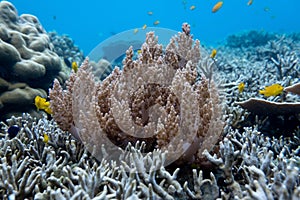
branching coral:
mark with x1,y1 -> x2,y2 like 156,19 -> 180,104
49,23 -> 224,166
0,107 -> 298,199
0,113 -> 84,199
0,114 -> 189,199
203,126 -> 300,199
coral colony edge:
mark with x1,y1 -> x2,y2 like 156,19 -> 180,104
0,1 -> 300,200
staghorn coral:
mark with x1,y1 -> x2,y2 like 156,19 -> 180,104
0,113 -> 84,199
49,23 -> 224,166
0,3 -> 299,200
183,169 -> 219,200
1,113 -> 299,199
214,30 -> 300,136
203,126 -> 300,199
1,114 -> 228,200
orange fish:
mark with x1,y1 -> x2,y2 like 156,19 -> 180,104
212,1 -> 223,13
153,20 -> 160,25
247,0 -> 253,6
190,5 -> 196,10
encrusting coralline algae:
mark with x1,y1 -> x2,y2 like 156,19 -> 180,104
0,1 -> 300,199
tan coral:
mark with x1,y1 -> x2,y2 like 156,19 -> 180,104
284,82 -> 300,95
237,98 -> 300,115
49,23 -> 224,165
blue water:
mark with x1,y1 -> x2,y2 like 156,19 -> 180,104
7,0 -> 300,54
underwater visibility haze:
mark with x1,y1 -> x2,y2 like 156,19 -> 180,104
7,0 -> 300,53
0,0 -> 300,199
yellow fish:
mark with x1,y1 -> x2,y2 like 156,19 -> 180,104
147,11 -> 153,15
142,24 -> 147,30
259,84 -> 284,97
210,49 -> 217,58
133,28 -> 139,34
153,20 -> 160,25
212,1 -> 223,13
44,106 -> 52,115
137,49 -> 142,54
238,82 -> 245,93
247,0 -> 253,6
35,96 -> 52,114
43,133 -> 49,144
190,5 -> 196,10
72,61 -> 78,73
35,96 -> 50,110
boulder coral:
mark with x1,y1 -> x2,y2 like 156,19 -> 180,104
0,1 -> 68,120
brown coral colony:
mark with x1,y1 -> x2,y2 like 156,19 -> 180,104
49,23 -> 224,165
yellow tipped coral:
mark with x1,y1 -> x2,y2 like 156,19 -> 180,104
259,83 -> 283,97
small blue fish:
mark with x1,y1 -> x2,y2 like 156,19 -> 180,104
7,125 -> 20,139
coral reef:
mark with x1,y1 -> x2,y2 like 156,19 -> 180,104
226,30 -> 277,48
0,2 -> 299,199
49,23 -> 224,166
204,127 -> 300,199
215,30 -> 300,136
0,114 -> 186,199
89,58 -> 113,81
237,98 -> 300,115
0,114 -> 299,199
0,1 -> 69,121
48,31 -> 85,68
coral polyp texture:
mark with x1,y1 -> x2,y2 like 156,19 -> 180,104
0,1 -> 68,121
49,23 -> 224,166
